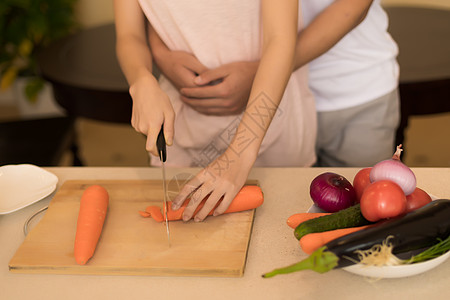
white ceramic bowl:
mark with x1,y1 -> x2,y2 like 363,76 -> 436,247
343,250 -> 450,278
0,164 -> 58,214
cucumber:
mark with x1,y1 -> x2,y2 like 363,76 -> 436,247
294,204 -> 373,240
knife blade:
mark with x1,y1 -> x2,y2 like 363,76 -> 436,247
157,125 -> 170,247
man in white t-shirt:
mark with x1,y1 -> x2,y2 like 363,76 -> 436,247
149,0 -> 399,167
301,0 -> 399,167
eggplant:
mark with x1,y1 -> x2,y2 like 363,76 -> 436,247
330,199 -> 450,268
263,199 -> 450,277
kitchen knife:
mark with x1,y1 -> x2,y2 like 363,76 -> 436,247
157,126 -> 170,246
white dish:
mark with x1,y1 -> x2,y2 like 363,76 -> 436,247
307,201 -> 449,278
343,250 -> 450,278
0,164 -> 58,214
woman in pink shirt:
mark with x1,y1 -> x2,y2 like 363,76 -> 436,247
114,0 -> 316,221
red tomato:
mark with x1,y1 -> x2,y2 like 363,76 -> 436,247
360,180 -> 407,222
405,187 -> 432,213
353,167 -> 372,202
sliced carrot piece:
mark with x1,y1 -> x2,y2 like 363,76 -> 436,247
139,210 -> 151,218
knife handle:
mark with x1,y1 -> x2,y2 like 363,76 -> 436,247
157,125 -> 167,162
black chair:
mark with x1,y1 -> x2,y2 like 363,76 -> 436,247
37,24 -> 133,124
385,6 -> 450,150
0,116 -> 82,166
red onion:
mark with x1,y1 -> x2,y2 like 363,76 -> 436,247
310,172 -> 357,213
370,145 -> 416,195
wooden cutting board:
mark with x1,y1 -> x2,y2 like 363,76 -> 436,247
9,180 -> 259,277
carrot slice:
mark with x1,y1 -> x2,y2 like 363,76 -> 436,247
140,185 -> 264,222
286,212 -> 331,229
299,225 -> 372,254
138,210 -> 151,218
74,185 -> 109,265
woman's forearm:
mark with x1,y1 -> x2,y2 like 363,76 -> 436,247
116,35 -> 157,86
228,0 -> 298,163
114,0 -> 156,86
293,0 -> 373,70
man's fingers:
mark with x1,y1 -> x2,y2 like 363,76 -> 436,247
175,67 -> 199,88
180,96 -> 239,116
186,60 -> 209,78
180,84 -> 226,99
195,68 -> 227,86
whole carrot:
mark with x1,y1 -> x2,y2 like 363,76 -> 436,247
299,225 -> 372,254
74,185 -> 109,265
286,212 -> 331,229
140,185 -> 264,222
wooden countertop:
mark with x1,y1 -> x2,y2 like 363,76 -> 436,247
1,167 -> 449,300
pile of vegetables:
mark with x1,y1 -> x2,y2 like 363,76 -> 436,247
263,145 -> 450,278
309,145 -> 431,221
